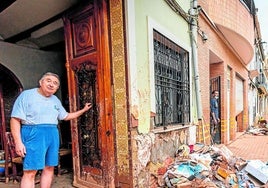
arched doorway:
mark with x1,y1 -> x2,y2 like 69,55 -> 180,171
0,64 -> 22,150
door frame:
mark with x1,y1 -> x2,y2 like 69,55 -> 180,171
63,1 -> 115,187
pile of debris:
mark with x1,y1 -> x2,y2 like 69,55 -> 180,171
247,127 -> 268,136
149,144 -> 268,188
249,118 -> 268,135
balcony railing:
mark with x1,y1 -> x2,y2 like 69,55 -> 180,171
240,0 -> 256,15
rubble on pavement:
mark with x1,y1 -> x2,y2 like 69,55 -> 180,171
248,119 -> 268,135
247,127 -> 268,135
148,143 -> 268,188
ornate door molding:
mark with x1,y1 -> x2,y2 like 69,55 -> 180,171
63,1 -> 115,187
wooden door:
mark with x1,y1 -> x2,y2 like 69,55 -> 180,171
63,1 -> 115,187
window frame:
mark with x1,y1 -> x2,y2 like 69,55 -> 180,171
147,16 -> 192,130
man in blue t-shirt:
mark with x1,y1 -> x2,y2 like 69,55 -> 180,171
10,72 -> 92,188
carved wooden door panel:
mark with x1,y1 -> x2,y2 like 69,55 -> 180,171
63,1 -> 115,187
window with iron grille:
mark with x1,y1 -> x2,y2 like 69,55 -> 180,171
153,30 -> 190,127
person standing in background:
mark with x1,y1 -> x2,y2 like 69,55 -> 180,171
210,90 -> 220,143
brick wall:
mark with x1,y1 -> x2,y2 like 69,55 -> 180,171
197,12 -> 250,144
199,0 -> 254,46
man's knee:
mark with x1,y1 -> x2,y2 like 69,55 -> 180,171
23,170 -> 38,179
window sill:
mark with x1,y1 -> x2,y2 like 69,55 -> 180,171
152,124 -> 195,134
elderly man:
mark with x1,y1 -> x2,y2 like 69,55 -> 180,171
10,72 -> 92,188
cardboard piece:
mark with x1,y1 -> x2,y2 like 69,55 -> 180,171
244,160 -> 268,184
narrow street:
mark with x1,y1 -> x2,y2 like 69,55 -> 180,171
1,131 -> 268,188
0,0 -> 267,187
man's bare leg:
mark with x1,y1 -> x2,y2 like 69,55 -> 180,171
20,170 -> 37,188
40,166 -> 54,188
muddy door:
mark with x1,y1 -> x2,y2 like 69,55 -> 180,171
63,1 -> 115,187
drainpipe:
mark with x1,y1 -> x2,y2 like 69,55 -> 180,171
189,0 -> 203,120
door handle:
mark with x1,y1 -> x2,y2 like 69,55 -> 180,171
106,130 -> 111,136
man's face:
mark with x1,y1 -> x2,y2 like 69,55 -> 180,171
39,75 -> 60,96
214,91 -> 219,98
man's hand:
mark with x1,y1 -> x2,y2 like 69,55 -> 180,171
83,103 -> 92,112
15,142 -> 26,157
64,103 -> 93,120
213,118 -> 219,124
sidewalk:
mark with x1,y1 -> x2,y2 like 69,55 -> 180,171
227,131 -> 268,162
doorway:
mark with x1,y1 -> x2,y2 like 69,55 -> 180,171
0,64 -> 22,150
63,1 -> 116,187
210,76 -> 221,143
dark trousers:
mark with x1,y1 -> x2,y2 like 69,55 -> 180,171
210,121 -> 220,144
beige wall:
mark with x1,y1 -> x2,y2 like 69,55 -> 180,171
128,0 -> 192,133
0,41 -> 65,98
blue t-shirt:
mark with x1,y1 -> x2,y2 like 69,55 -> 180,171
11,88 -> 68,125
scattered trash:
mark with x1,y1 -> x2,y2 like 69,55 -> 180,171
149,143 -> 268,187
245,160 -> 268,184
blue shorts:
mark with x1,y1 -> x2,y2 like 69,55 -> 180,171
21,124 -> 59,170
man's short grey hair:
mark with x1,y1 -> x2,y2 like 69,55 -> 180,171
40,72 -> 60,85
